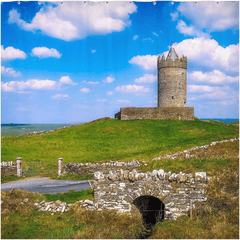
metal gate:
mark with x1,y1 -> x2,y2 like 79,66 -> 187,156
22,160 -> 58,177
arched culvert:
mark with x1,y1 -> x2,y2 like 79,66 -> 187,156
132,195 -> 165,229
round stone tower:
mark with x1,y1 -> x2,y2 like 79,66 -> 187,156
157,45 -> 187,107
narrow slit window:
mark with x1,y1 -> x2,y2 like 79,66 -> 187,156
172,96 -> 174,100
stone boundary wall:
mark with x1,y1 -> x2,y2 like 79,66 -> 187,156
152,138 -> 239,161
1,158 -> 22,176
61,160 -> 141,176
93,169 -> 207,220
115,107 -> 194,121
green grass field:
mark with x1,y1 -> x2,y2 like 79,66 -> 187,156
1,118 -> 239,238
1,118 -> 238,164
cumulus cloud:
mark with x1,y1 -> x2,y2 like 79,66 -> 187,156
59,76 -> 76,85
134,74 -> 157,84
189,70 -> 239,84
52,94 -> 69,99
170,11 -> 179,21
130,38 -> 239,73
176,20 -> 210,38
83,81 -> 99,85
103,75 -> 115,84
115,84 -> 150,95
80,87 -> 91,93
1,66 -> 21,78
133,35 -> 139,40
171,38 -> 239,73
188,84 -> 236,102
106,91 -> 114,96
129,54 -> 158,71
31,47 -> 62,58
188,85 -> 219,93
8,2 -> 137,41
1,45 -> 27,60
177,2 -> 239,32
1,79 -> 56,92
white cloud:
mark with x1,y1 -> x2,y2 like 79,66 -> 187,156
170,11 -> 179,21
8,2 -> 137,41
115,84 -> 150,95
59,76 -> 76,85
80,87 -> 91,93
176,20 -> 210,38
106,91 -> 114,96
129,54 -> 158,71
83,81 -> 99,85
133,35 -> 139,40
1,79 -> 56,92
188,85 -> 219,93
171,38 -> 239,73
52,94 -> 69,99
1,45 -> 27,60
152,32 -> 159,37
142,38 -> 153,42
31,47 -> 62,58
91,49 -> 97,53
1,66 -> 21,78
188,85 -> 235,102
97,99 -> 107,102
116,100 -> 130,104
177,2 -> 239,32
103,75 -> 115,84
189,70 -> 239,84
134,74 -> 156,84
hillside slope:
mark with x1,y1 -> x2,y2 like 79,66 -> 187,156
1,118 -> 239,163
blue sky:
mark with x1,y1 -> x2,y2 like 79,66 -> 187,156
1,1 -> 239,123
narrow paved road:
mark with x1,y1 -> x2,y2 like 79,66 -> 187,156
1,177 -> 93,194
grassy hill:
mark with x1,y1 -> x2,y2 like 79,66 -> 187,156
1,118 -> 239,164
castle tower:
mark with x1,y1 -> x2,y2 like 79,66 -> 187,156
157,44 -> 187,107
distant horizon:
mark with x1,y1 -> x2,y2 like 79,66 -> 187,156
1,117 -> 239,125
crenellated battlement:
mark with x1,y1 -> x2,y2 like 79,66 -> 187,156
158,54 -> 187,69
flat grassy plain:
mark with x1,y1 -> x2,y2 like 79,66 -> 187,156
1,118 -> 238,164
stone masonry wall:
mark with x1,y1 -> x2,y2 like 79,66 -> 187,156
62,160 -> 141,175
115,107 -> 194,121
1,161 -> 17,176
93,169 -> 207,220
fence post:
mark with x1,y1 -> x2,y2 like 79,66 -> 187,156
58,158 -> 63,176
16,157 -> 22,177
190,200 -> 193,220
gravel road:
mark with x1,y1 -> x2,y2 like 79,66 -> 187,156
1,177 -> 93,194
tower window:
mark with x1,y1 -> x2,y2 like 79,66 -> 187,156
179,82 -> 182,88
172,96 -> 174,100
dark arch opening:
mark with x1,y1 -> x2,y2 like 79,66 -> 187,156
132,196 -> 165,230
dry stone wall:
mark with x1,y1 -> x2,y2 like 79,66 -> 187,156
61,160 -> 141,175
93,169 -> 207,220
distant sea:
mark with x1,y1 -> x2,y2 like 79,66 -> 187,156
200,118 -> 239,124
1,119 -> 239,136
1,124 -> 74,136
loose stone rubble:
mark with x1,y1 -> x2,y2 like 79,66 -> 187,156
152,138 -> 239,161
34,200 -> 71,212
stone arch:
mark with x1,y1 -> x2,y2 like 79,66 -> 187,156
132,195 -> 165,229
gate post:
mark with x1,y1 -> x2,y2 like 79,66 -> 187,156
58,158 -> 63,176
16,157 -> 22,177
